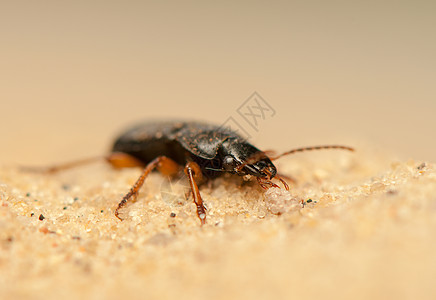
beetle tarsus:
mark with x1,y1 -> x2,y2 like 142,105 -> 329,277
115,191 -> 137,221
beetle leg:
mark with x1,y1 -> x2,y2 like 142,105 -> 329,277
107,152 -> 145,169
21,156 -> 104,173
22,152 -> 147,174
115,156 -> 180,221
184,161 -> 207,225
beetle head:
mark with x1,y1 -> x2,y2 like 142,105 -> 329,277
220,139 -> 277,178
218,138 -> 289,190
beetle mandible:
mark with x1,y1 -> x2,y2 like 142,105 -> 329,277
38,120 -> 354,225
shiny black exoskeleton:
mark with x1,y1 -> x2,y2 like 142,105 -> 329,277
112,120 -> 277,182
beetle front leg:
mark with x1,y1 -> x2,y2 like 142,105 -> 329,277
184,161 -> 207,225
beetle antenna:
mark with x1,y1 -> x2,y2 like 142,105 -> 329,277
270,145 -> 354,161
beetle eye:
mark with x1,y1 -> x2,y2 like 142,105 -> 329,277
257,160 -> 267,169
223,156 -> 236,171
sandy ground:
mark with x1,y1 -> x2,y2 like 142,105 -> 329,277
0,146 -> 435,300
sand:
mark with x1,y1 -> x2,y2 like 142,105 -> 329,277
0,146 -> 435,300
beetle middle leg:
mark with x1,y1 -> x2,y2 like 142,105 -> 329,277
115,155 -> 180,220
184,161 -> 207,225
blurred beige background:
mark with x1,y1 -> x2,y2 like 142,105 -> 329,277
1,0 -> 435,165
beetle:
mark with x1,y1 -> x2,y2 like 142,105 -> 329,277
35,120 -> 353,225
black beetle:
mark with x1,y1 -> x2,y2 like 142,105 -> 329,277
33,120 -> 353,225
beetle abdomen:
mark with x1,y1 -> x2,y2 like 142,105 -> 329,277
111,121 -> 188,165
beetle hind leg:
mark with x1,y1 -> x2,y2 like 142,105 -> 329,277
21,152 -> 146,174
21,156 -> 104,173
